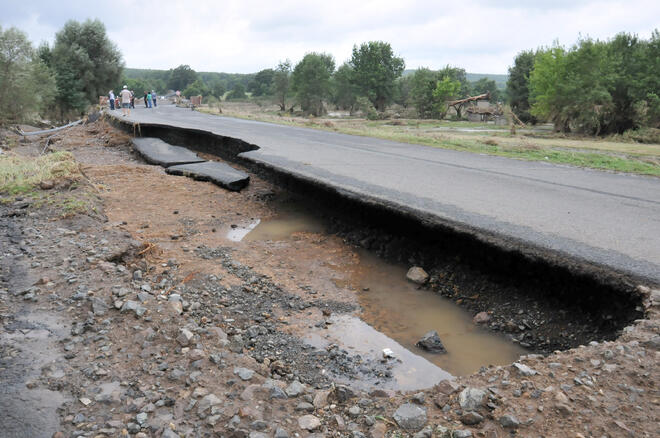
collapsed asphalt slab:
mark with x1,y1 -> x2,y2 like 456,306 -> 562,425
131,137 -> 205,167
166,161 -> 250,191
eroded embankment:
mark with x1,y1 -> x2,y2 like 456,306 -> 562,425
108,115 -> 647,354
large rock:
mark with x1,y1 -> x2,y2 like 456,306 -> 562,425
166,161 -> 250,191
298,415 -> 321,431
131,137 -> 205,167
415,330 -> 447,353
458,388 -> 486,411
177,328 -> 194,346
406,267 -> 429,284
393,403 -> 427,431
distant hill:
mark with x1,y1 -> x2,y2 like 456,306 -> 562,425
465,73 -> 508,89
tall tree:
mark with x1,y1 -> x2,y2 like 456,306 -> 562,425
507,50 -> 537,123
292,53 -> 335,116
348,41 -> 405,112
247,68 -> 275,96
331,63 -> 358,112
167,64 -> 197,91
50,19 -> 122,116
0,26 -> 56,124
410,68 -> 441,118
272,60 -> 292,111
432,76 -> 462,118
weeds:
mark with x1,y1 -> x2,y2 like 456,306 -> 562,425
0,151 -> 81,195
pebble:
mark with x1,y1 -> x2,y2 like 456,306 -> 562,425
460,411 -> 484,425
499,414 -> 520,428
406,266 -> 429,284
177,328 -> 194,346
234,367 -> 255,381
513,362 -> 538,376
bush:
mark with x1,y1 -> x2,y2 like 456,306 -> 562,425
617,127 -> 660,144
355,96 -> 379,120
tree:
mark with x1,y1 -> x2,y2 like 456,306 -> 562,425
272,60 -> 291,111
471,77 -> 501,102
292,53 -> 335,116
183,79 -> 209,98
331,63 -> 358,112
0,26 -> 56,124
348,41 -> 405,112
167,64 -> 197,91
226,83 -> 246,100
394,75 -> 413,108
437,66 -> 470,98
247,68 -> 275,96
432,76 -> 461,118
50,19 -> 122,116
410,68 -> 440,118
209,80 -> 226,99
507,50 -> 537,123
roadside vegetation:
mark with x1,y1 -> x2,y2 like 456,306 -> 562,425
2,18 -> 659,175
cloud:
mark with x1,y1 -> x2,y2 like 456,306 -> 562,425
2,0 -> 659,74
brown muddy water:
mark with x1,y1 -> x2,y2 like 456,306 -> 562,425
227,201 -> 525,390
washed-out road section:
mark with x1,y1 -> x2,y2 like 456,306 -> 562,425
117,105 -> 660,285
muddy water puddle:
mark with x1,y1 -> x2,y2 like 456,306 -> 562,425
231,200 -> 525,389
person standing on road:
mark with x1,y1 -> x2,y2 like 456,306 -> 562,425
143,91 -> 148,108
130,90 -> 135,108
147,91 -> 152,108
120,85 -> 132,116
108,90 -> 115,110
152,90 -> 157,107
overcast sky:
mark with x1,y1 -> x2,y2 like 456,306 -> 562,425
2,0 -> 659,74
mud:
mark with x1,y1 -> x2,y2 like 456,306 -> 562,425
1,120 -> 658,438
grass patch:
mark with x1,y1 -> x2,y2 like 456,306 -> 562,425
0,151 -> 81,195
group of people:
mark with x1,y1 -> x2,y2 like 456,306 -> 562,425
108,87 -> 159,116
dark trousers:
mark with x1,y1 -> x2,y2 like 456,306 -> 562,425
109,99 -> 115,110
144,98 -> 148,107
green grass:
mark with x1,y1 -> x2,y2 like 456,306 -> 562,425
0,151 -> 81,195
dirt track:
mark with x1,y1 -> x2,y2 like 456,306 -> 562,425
0,121 -> 658,437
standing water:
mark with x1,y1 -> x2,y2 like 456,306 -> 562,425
229,200 -> 525,389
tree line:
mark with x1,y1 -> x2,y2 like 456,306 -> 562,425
507,31 -> 660,135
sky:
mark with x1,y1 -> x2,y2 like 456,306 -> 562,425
2,0 -> 659,75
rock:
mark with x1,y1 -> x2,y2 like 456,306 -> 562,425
458,388 -> 486,411
333,385 -> 355,402
121,300 -> 146,317
136,412 -> 148,425
412,425 -> 433,438
188,349 -> 206,361
40,180 -> 55,190
643,335 -> 660,350
161,430 -> 181,438
274,428 -> 289,438
415,330 -> 447,353
436,379 -> 460,395
473,311 -> 490,324
369,423 -> 387,438
406,267 -> 429,284
411,392 -> 426,404
348,406 -> 361,417
393,403 -> 427,431
313,390 -> 330,408
177,328 -> 194,346
298,415 -> 321,431
197,393 -> 222,415
499,414 -> 520,429
249,433 -> 267,438
234,367 -> 255,381
512,362 -> 538,376
90,297 -> 109,316
286,380 -> 306,397
295,402 -> 315,413
460,411 -> 483,425
452,431 -> 472,438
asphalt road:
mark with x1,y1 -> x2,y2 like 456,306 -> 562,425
118,105 -> 660,285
